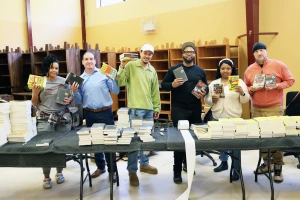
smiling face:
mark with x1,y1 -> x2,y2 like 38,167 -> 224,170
48,62 -> 59,78
253,49 -> 268,65
140,50 -> 153,64
182,46 -> 195,64
220,63 -> 232,79
82,52 -> 96,72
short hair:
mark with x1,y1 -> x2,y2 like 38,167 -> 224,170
42,55 -> 59,76
215,58 -> 238,79
82,51 -> 95,60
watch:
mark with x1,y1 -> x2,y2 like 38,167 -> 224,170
241,93 -> 246,96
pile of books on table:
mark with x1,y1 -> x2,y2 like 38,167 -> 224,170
0,102 -> 11,146
131,116 -> 143,132
90,123 -> 105,145
138,121 -> 155,142
7,101 -> 36,143
77,127 -> 92,146
278,116 -> 298,136
103,125 -> 118,145
219,118 -> 236,139
207,121 -> 223,139
118,127 -> 135,145
116,107 -> 130,128
192,124 -> 211,140
246,119 -> 260,138
291,116 -> 300,135
232,118 -> 248,138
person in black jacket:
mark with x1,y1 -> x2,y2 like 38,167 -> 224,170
161,42 -> 208,184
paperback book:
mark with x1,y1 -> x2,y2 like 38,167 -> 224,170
213,83 -> 225,98
65,72 -> 84,87
27,74 -> 47,89
100,63 -> 117,80
253,74 -> 265,88
265,74 -> 277,89
191,80 -> 207,99
173,66 -> 188,82
228,75 -> 239,92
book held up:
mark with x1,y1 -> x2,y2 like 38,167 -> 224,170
213,83 -> 225,98
228,75 -> 239,92
65,72 -> 84,87
173,66 -> 188,82
253,74 -> 265,88
192,80 -> 207,99
55,88 -> 71,105
265,74 -> 277,89
119,53 -> 139,61
100,63 -> 117,80
27,74 -> 47,89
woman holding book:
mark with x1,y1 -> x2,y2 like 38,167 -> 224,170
204,58 -> 250,181
31,55 -> 73,189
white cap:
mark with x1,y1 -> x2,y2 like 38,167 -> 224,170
141,44 -> 154,54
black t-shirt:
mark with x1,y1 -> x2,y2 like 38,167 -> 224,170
161,64 -> 208,108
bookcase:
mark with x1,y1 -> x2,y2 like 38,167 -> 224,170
0,51 -> 23,94
100,52 -> 119,112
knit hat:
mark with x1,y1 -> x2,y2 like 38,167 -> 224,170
182,42 -> 196,52
252,42 -> 266,53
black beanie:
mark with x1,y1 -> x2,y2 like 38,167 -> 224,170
252,42 -> 266,53
182,42 -> 196,52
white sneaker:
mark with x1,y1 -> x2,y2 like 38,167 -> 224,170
43,178 -> 52,189
55,173 -> 65,184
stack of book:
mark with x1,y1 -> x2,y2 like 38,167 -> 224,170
268,116 -> 286,137
131,116 -> 143,132
118,127 -> 135,145
119,53 -> 139,62
77,127 -> 92,146
0,102 -> 11,146
219,118 -> 235,139
278,116 -> 298,136
103,125 -> 118,145
138,123 -> 155,142
194,127 -> 211,140
8,101 -> 35,143
190,124 -> 208,130
246,119 -> 260,138
100,63 -> 117,80
90,123 -> 105,145
27,74 -> 47,89
254,117 -> 273,138
207,121 -> 223,139
232,118 -> 248,138
291,116 -> 300,135
116,107 -> 130,128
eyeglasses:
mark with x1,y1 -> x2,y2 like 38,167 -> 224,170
183,51 -> 195,54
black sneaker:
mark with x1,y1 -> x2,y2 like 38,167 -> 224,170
173,171 -> 182,184
214,161 -> 228,172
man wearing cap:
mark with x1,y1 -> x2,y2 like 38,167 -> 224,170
244,42 -> 295,183
161,42 -> 208,184
117,44 -> 161,186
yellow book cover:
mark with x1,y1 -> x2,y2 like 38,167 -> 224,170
228,75 -> 239,92
27,74 -> 47,89
100,63 -> 117,79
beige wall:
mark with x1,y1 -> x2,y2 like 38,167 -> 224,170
0,0 -> 27,50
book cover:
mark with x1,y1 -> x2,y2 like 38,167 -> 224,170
100,63 -> 117,80
65,72 -> 84,87
253,74 -> 265,88
36,139 -> 53,146
213,83 -> 225,98
228,76 -> 239,92
265,74 -> 277,89
191,80 -> 207,99
55,88 -> 70,104
27,74 -> 47,89
173,66 -> 188,82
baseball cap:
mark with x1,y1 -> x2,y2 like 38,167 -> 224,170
141,44 -> 154,54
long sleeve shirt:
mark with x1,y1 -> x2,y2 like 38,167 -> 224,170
204,78 -> 250,119
161,64 -> 208,108
244,58 -> 295,108
117,60 -> 161,112
73,69 -> 120,109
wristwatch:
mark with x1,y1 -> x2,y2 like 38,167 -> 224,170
241,93 -> 246,96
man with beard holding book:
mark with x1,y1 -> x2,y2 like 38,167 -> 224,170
117,44 -> 161,186
244,42 -> 295,183
71,52 -> 119,183
161,42 -> 208,184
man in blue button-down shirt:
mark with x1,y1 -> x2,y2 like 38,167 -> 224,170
71,52 -> 120,183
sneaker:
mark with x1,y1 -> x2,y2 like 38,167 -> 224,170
129,173 -> 139,186
173,171 -> 182,184
254,163 -> 274,174
43,178 -> 52,189
274,164 -> 283,183
214,161 -> 228,172
55,173 -> 65,184
140,165 -> 158,174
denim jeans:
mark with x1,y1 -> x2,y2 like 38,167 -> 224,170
127,108 -> 153,173
220,150 -> 240,170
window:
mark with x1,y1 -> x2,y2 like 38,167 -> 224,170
96,0 -> 126,8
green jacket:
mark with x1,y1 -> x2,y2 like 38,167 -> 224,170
117,60 -> 161,112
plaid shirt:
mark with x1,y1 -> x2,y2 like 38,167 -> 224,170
37,107 -> 72,127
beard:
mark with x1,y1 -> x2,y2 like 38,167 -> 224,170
183,56 -> 194,64
143,61 -> 149,64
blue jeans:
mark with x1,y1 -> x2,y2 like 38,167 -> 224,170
220,150 -> 240,170
127,109 -> 153,173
